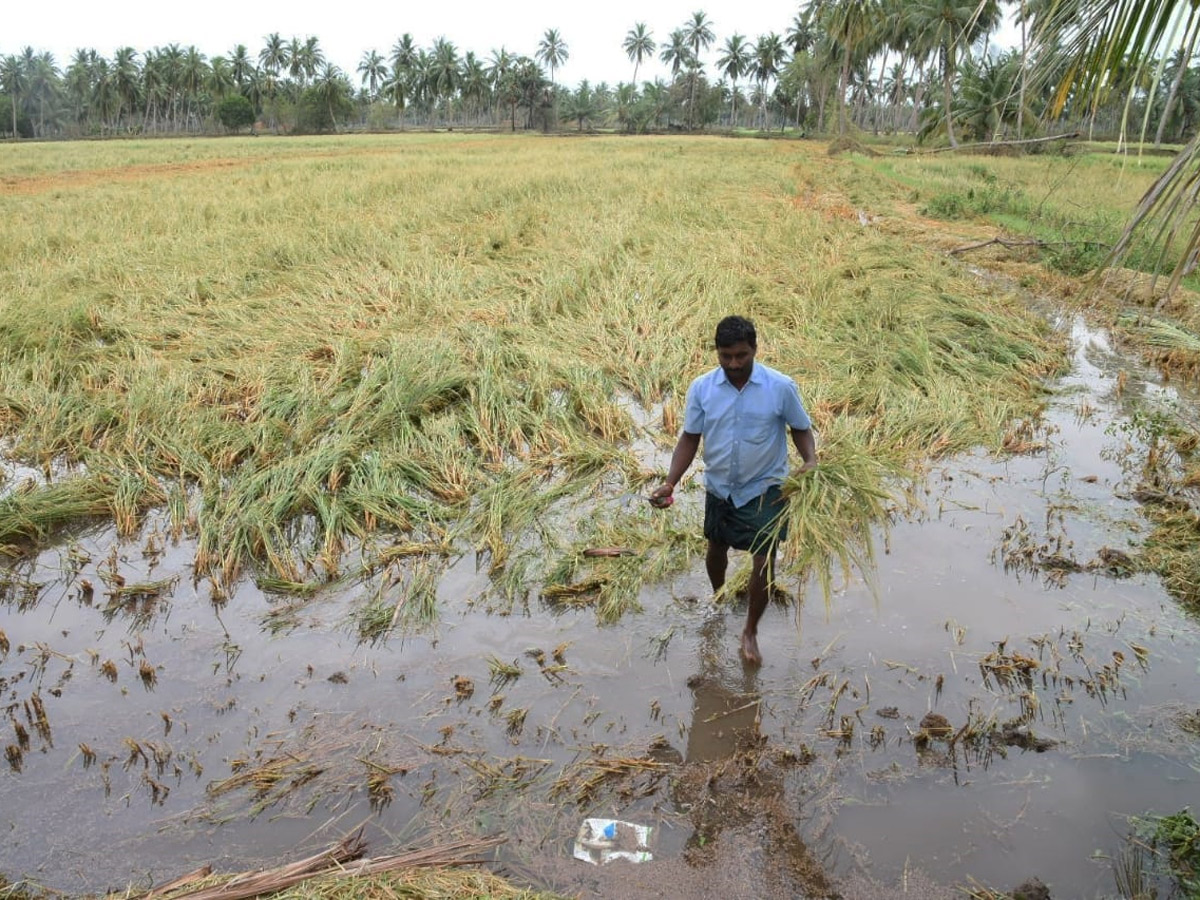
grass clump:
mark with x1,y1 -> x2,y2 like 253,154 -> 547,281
1115,808 -> 1200,899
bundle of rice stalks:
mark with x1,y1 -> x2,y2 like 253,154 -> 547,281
0,475 -> 115,544
774,444 -> 907,611
1118,314 -> 1200,353
1118,313 -> 1200,375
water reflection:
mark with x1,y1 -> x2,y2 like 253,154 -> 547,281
684,620 -> 762,765
663,616 -> 834,897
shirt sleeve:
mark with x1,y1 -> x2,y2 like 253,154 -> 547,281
682,380 -> 704,434
782,378 -> 812,431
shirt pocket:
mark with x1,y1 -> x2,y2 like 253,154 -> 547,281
743,413 -> 777,445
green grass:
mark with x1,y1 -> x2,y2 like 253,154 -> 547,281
848,145 -> 1192,280
0,133 -> 1061,619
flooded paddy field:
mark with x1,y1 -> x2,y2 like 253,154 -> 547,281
3,305 -> 1200,900
4,133 -> 1200,899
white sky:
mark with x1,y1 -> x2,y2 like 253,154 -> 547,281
6,0 -> 1020,89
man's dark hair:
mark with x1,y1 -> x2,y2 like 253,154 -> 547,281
714,316 -> 757,349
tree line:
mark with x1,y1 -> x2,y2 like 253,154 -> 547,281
2,1 -> 1199,144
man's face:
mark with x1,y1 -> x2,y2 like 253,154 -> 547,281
716,341 -> 756,383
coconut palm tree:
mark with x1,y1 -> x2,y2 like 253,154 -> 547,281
1,54 -> 27,136
298,37 -> 324,87
102,47 -> 134,132
358,50 -> 387,100
287,37 -> 304,85
181,46 -> 209,130
64,49 -> 95,129
623,23 -> 656,87
684,11 -> 716,127
820,0 -> 878,135
786,9 -> 818,56
428,37 -> 461,124
260,33 -> 285,77
313,62 -> 349,129
717,34 -> 753,126
752,33 -> 787,129
907,0 -> 1000,147
229,45 -> 253,91
487,47 -> 515,123
26,51 -> 62,136
258,33 -> 286,130
382,64 -> 410,129
92,56 -> 120,130
140,49 -> 164,131
460,51 -> 490,124
536,28 -> 569,91
208,56 -> 234,103
536,29 -> 568,126
156,44 -> 184,130
660,29 -> 694,80
561,79 -> 601,131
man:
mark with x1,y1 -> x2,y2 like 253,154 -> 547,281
650,316 -> 817,665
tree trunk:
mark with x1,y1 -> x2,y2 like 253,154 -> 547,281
838,46 -> 850,135
943,49 -> 958,147
1157,10 -> 1199,147
688,70 -> 696,130
873,46 -> 890,135
910,61 -> 927,134
890,55 -> 907,133
1017,3 -> 1028,140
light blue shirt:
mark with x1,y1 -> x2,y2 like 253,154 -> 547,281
682,362 -> 812,508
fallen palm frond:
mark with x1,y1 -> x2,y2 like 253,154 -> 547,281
122,830 -> 517,900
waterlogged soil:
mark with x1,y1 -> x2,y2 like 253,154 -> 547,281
5,313 -> 1200,897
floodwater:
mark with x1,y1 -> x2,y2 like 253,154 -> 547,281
3,307 -> 1200,899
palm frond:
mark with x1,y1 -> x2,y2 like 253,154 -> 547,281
1033,0 -> 1200,294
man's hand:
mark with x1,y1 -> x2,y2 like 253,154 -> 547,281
796,459 -> 817,475
648,483 -> 675,508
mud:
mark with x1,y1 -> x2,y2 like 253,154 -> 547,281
3,303 -> 1200,897
0,158 -> 251,195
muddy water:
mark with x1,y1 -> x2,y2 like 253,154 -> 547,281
3,312 -> 1200,898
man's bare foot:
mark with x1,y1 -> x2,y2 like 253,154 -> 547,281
740,631 -> 762,666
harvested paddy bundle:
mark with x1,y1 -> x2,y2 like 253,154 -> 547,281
774,441 -> 905,610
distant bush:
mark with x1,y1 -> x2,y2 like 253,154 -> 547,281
295,86 -> 353,134
217,95 -> 256,133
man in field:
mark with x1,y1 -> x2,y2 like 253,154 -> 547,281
650,316 -> 817,665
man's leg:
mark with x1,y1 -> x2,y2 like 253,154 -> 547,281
705,540 -> 729,594
741,551 -> 773,666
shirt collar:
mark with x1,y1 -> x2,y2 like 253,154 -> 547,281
716,361 -> 761,387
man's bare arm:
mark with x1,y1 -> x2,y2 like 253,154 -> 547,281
650,431 -> 701,503
791,428 -> 817,472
